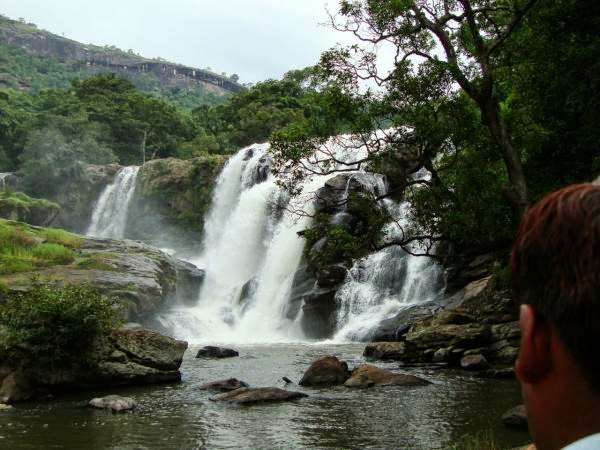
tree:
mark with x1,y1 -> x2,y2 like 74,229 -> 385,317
317,0 -> 539,216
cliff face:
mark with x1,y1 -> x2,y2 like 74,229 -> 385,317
0,16 -> 242,97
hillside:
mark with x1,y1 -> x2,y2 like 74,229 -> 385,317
0,15 -> 243,109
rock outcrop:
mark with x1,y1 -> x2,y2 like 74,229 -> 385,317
364,276 -> 520,369
0,191 -> 60,226
128,156 -> 226,255
210,387 -> 307,405
299,356 -> 351,386
0,327 -> 187,404
0,234 -> 203,323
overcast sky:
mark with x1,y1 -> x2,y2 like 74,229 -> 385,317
0,0 -> 357,83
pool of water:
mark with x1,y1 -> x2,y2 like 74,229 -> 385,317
0,344 -> 530,449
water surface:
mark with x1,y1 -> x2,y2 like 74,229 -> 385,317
0,344 -> 530,449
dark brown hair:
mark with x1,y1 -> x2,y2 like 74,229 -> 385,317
511,183 -> 600,388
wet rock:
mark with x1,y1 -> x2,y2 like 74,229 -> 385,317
299,356 -> 350,386
460,354 -> 489,370
210,387 -> 307,405
406,323 -> 490,350
199,378 -> 249,392
316,264 -> 347,287
89,395 -> 137,412
432,347 -> 452,363
196,346 -> 239,358
370,302 -> 441,341
282,377 -> 293,384
299,287 -> 338,340
477,368 -> 515,379
0,403 -> 12,411
363,342 -> 407,360
344,364 -> 430,388
0,327 -> 187,404
173,259 -> 205,306
0,371 -> 35,404
95,327 -> 188,385
502,404 -> 528,429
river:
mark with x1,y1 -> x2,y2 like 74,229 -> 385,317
0,344 -> 529,449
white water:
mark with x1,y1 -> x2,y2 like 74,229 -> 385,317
0,173 -> 12,188
87,166 -> 140,239
331,200 -> 443,342
159,137 -> 443,344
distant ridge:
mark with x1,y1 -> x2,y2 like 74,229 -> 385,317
0,14 -> 243,108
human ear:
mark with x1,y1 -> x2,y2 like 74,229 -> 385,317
515,304 -> 552,383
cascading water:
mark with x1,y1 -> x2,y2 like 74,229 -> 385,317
159,144 -> 324,343
0,173 -> 12,188
159,137 -> 443,344
331,200 -> 444,341
87,166 -> 140,239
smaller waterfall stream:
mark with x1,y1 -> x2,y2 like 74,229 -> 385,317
331,200 -> 444,341
87,166 -> 140,239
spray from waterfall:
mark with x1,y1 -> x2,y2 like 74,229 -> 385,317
87,166 -> 139,239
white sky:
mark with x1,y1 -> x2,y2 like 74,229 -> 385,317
0,0 -> 357,83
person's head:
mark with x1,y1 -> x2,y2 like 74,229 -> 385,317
511,183 -> 600,449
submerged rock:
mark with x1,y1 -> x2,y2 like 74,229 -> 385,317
299,356 -> 350,386
210,387 -> 307,405
89,395 -> 137,412
196,346 -> 239,358
502,404 -> 528,429
199,378 -> 249,392
344,364 -> 430,388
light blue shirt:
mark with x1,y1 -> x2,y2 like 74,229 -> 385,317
562,433 -> 600,450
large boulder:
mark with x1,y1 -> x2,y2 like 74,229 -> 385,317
299,356 -> 350,386
210,387 -> 307,405
405,323 -> 490,350
0,327 -> 187,404
344,364 -> 430,388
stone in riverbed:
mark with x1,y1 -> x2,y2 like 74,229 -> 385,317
210,387 -> 307,405
196,346 -> 239,358
502,404 -> 528,429
199,378 -> 249,392
460,354 -> 489,370
344,364 -> 430,388
363,342 -> 407,360
298,356 -> 350,386
0,403 -> 12,411
89,395 -> 137,412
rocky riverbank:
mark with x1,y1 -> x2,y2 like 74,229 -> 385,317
0,326 -> 187,404
364,274 -> 520,373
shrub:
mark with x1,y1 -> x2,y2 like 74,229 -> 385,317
0,285 -> 121,366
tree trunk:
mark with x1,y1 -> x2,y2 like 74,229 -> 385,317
140,130 -> 147,165
481,99 -> 529,217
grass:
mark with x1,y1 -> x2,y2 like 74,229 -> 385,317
0,219 -> 80,274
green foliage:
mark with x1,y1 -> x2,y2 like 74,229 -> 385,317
303,192 -> 389,265
0,219 -> 81,274
0,285 -> 120,366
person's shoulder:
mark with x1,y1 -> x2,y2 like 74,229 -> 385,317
562,433 -> 600,450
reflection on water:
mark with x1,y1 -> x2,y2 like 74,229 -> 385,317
0,344 -> 530,449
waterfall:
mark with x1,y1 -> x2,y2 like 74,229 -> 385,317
159,144 -> 317,343
331,200 -> 444,341
87,166 -> 139,239
0,173 -> 12,188
158,137 -> 443,344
